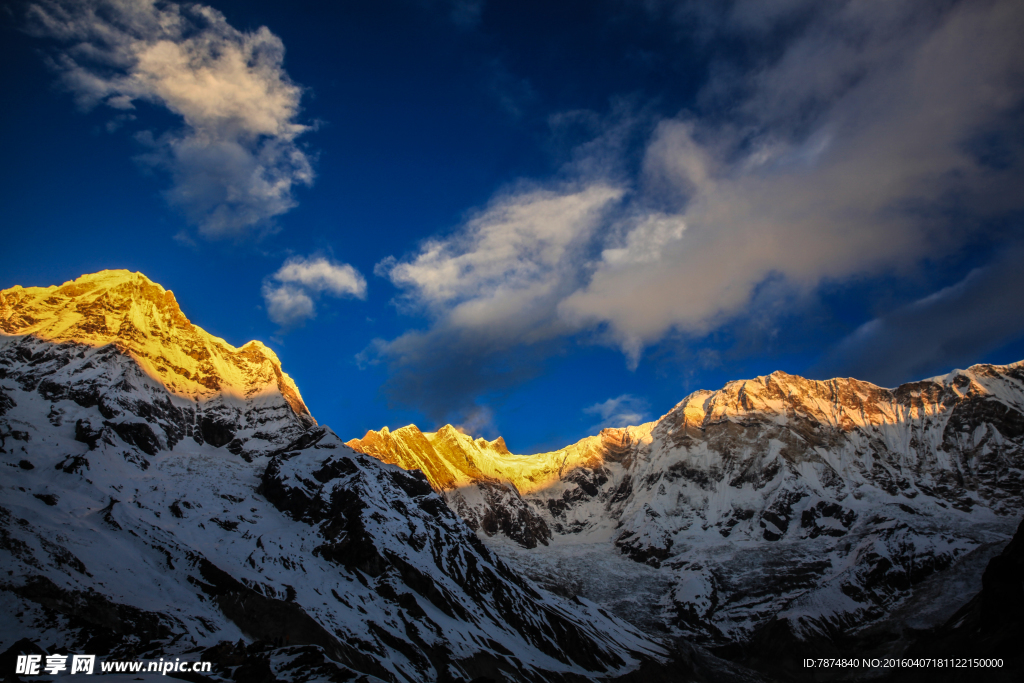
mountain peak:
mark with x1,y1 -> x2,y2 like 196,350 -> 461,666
347,421 -> 653,495
0,270 -> 312,419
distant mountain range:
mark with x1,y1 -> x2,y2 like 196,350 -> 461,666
2,270 -> 1021,682
348,359 -> 1024,664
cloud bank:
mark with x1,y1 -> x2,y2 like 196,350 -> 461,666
27,0 -> 314,239
371,0 -> 1024,423
561,0 -> 1024,356
263,256 -> 366,327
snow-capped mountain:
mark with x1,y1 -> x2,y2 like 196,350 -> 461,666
0,271 -> 684,682
4,269 -> 1020,681
0,270 -> 315,459
348,365 -> 1024,660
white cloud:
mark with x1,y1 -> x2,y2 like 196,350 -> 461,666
583,394 -> 649,431
263,255 -> 366,328
27,0 -> 313,238
363,184 -> 622,425
377,183 -> 623,343
599,213 -> 686,267
262,283 -> 315,327
561,0 -> 1024,361
274,255 -> 367,299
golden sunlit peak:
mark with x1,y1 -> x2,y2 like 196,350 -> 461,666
0,270 -> 312,418
347,420 -> 655,495
56,268 -> 165,294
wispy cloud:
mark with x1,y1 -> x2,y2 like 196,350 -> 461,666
485,59 -> 537,121
26,0 -> 314,239
453,405 -> 496,438
418,0 -> 486,28
369,0 -> 1024,420
584,394 -> 649,431
263,255 -> 366,328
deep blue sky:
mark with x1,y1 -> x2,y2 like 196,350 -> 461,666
3,0 -> 1023,452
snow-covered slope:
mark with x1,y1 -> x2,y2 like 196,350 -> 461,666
348,366 -> 1024,653
0,271 -> 677,682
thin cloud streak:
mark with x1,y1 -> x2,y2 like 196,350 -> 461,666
26,0 -> 314,239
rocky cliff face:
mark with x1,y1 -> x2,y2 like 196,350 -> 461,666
0,271 -> 682,683
348,365 -> 1024,660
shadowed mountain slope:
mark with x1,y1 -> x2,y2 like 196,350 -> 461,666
0,271 -> 696,683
